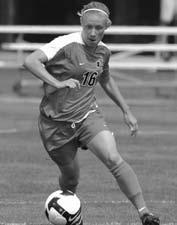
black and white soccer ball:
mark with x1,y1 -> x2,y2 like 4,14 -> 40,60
45,190 -> 82,225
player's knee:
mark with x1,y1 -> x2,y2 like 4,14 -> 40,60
105,152 -> 123,169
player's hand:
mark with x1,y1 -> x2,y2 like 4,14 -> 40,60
61,78 -> 80,89
123,110 -> 138,136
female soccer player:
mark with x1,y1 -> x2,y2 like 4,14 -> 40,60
24,2 -> 160,224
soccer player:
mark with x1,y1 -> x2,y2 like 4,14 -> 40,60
24,2 -> 160,225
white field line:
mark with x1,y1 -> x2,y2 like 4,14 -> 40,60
0,95 -> 40,104
0,127 -> 177,136
0,223 -> 27,225
0,222 -> 177,225
118,129 -> 177,136
0,128 -> 18,134
87,224 -> 177,225
97,98 -> 177,106
0,94 -> 176,106
0,199 -> 176,205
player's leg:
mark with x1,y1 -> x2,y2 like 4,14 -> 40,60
78,110 -> 147,213
47,140 -> 80,194
38,116 -> 83,225
87,130 -> 148,214
47,142 -> 83,225
87,130 -> 160,224
38,115 -> 80,193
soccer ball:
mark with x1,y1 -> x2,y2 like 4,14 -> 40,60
44,190 -> 82,225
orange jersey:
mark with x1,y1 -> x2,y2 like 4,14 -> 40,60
39,32 -> 111,122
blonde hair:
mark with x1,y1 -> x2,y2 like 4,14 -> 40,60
78,1 -> 112,27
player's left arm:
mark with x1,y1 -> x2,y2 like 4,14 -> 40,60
99,73 -> 138,136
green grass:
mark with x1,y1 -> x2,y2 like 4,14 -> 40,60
0,68 -> 176,224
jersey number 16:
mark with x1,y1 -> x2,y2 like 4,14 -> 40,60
81,71 -> 98,87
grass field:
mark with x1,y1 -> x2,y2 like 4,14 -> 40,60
0,67 -> 177,225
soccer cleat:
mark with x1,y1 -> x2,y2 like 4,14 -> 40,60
141,213 -> 160,225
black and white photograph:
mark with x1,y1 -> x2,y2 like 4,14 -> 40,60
0,1 -> 176,224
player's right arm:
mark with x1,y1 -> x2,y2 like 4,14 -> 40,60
23,49 -> 80,89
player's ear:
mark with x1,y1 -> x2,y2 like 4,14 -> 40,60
106,18 -> 112,28
80,16 -> 83,26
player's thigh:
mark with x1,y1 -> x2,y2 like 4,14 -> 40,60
87,130 -> 123,166
38,115 -> 80,176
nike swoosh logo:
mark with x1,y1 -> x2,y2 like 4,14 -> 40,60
68,208 -> 82,223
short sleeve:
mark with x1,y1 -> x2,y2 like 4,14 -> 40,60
40,36 -> 63,61
40,34 -> 76,61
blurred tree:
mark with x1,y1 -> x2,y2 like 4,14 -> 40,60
112,0 -> 159,43
0,0 -> 17,41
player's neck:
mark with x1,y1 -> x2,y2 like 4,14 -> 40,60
85,45 -> 97,53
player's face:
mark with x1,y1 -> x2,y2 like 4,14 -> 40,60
81,12 -> 108,48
